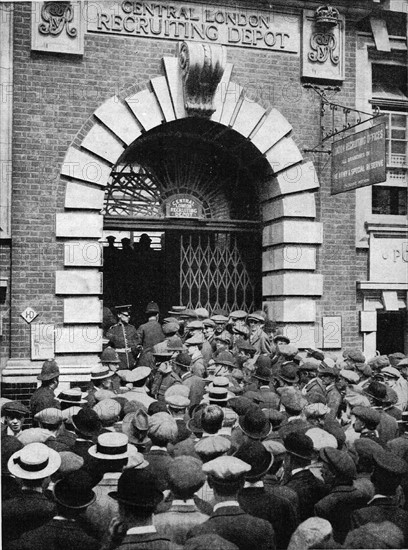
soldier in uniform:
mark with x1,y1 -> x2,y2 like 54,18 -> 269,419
106,305 -> 141,370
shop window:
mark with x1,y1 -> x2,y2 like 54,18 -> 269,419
372,185 -> 407,215
370,64 -> 407,218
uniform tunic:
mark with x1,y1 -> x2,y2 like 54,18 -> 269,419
106,322 -> 140,370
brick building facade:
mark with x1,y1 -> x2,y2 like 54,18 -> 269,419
0,0 -> 407,398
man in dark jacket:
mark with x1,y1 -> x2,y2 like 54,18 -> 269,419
9,470 -> 99,550
235,440 -> 298,550
106,467 -> 178,549
350,448 -> 408,544
283,432 -> 328,522
187,455 -> 276,550
3,442 -> 61,546
30,360 -> 61,417
315,447 -> 368,543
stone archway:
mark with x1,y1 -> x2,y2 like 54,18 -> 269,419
56,49 -> 323,364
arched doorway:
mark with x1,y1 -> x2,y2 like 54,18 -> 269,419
55,46 -> 323,366
102,118 -> 269,323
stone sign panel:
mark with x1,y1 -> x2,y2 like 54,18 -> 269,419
165,195 -> 202,218
31,2 -> 85,55
87,1 -> 300,52
302,7 -> 345,81
331,123 -> 386,195
369,235 -> 408,283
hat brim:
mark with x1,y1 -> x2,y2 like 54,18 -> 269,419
238,416 -> 272,440
8,447 -> 61,479
57,397 -> 88,405
286,448 -> 315,460
71,415 -> 102,438
273,336 -> 290,344
91,372 -> 114,380
53,488 -> 96,509
363,390 -> 386,403
88,444 -> 129,460
279,375 -> 299,384
202,391 -> 235,403
37,373 -> 59,381
108,491 -> 162,508
245,453 -> 274,481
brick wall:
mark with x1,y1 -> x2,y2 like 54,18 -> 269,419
0,242 -> 11,369
8,1 -> 365,372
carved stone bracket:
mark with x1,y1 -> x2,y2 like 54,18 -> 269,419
179,41 -> 227,117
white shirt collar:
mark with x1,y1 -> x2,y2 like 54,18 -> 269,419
213,500 -> 240,511
244,481 -> 264,488
150,445 -> 167,452
172,499 -> 195,506
126,525 -> 156,535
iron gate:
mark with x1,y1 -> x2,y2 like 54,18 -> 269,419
179,232 -> 260,313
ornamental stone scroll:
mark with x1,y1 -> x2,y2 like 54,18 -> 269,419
179,41 -> 227,117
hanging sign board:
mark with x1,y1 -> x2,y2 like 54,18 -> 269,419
331,122 -> 386,195
165,195 -> 202,219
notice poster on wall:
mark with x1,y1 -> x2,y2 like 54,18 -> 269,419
31,324 -> 55,360
331,122 -> 386,195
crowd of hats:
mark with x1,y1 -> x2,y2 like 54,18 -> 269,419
2,306 -> 408,549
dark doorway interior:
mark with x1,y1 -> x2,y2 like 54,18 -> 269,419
376,310 -> 407,355
103,228 -> 262,327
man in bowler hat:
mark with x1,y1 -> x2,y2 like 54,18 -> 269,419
30,359 -> 61,417
107,468 -> 178,549
9,470 -> 99,550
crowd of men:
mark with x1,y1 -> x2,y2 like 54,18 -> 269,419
2,301 -> 408,550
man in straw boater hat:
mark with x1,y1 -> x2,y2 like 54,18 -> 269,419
106,304 -> 141,370
235,440 -> 297,550
30,359 -> 61,417
187,456 -> 275,550
3,442 -> 61,545
10,470 -> 100,550
107,467 -> 177,550
85,431 -> 149,540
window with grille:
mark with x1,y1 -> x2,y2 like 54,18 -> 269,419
371,64 -> 407,218
383,111 -> 408,168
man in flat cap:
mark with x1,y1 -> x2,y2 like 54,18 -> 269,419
145,412 -> 178,492
350,448 -> 408,544
2,400 -> 29,438
314,448 -> 368,544
30,359 -> 61,418
185,333 -> 205,377
107,305 -> 141,370
154,456 -> 208,545
352,405 -> 382,445
318,358 -> 342,419
247,311 -> 271,357
187,456 -> 276,550
107,467 -> 177,549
